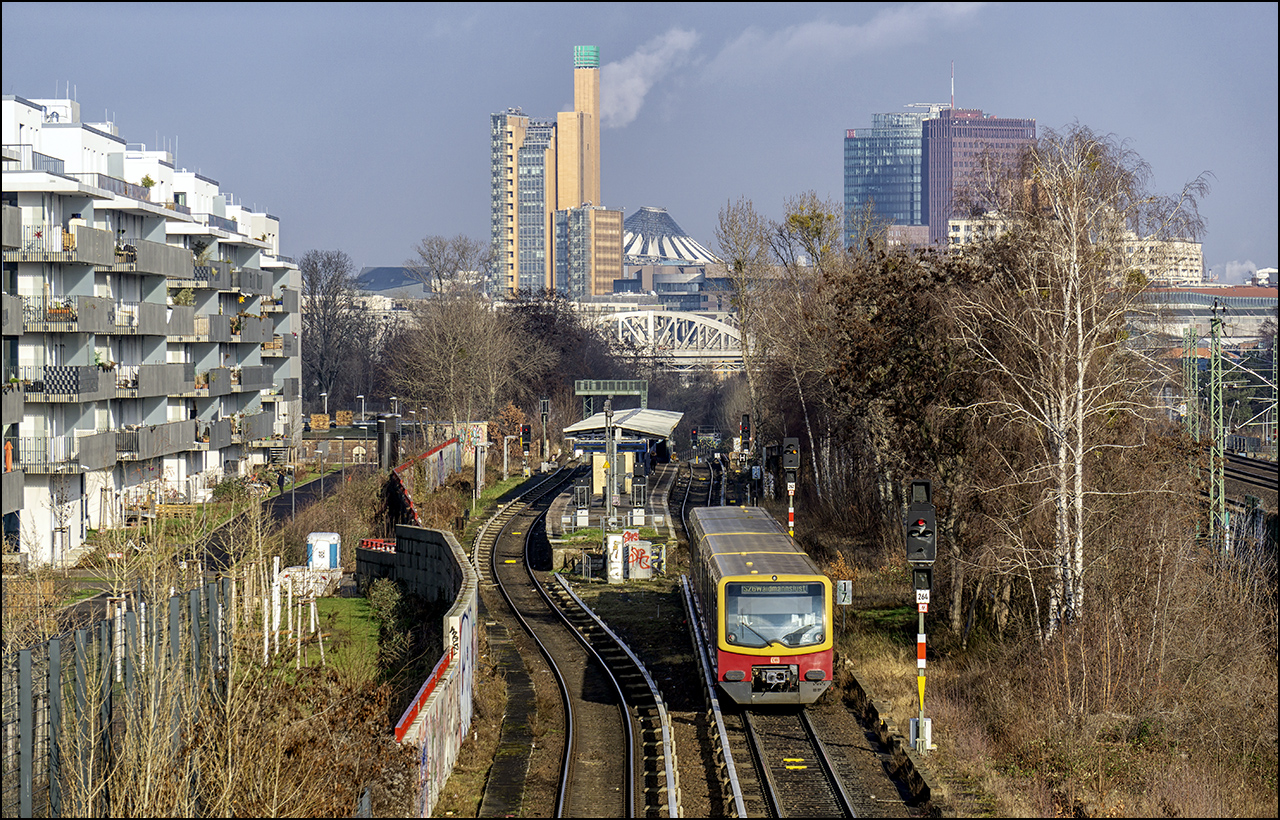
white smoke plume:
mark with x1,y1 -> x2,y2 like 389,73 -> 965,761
601,28 -> 698,128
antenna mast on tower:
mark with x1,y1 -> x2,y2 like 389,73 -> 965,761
951,61 -> 954,109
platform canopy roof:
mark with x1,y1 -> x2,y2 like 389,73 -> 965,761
563,407 -> 683,440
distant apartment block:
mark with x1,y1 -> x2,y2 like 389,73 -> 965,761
946,212 -> 1204,286
490,47 -> 622,297
3,94 -> 300,566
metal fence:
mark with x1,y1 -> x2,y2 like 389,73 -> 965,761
1,578 -> 235,817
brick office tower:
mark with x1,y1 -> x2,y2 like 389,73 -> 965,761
922,108 -> 1036,246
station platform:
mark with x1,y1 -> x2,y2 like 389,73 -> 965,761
545,461 -> 679,542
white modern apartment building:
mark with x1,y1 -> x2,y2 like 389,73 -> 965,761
947,213 -> 1204,285
3,95 -> 301,567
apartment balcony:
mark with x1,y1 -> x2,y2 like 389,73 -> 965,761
2,203 -> 19,250
207,367 -> 233,397
114,362 -> 194,398
2,383 -> 23,427
234,315 -> 271,344
262,287 -> 299,314
181,261 -> 234,290
20,295 -> 116,333
2,293 -> 20,335
262,334 -> 298,358
283,377 -> 299,400
167,305 -> 195,336
112,300 -> 169,336
116,419 -> 195,461
67,172 -> 152,203
3,224 -> 115,266
195,418 -> 232,450
11,431 -> 117,474
194,213 -> 241,234
1,144 -> 64,175
99,237 -> 192,278
235,267 -> 271,296
229,365 -> 273,392
243,411 -> 275,443
2,467 -> 22,516
11,365 -> 113,403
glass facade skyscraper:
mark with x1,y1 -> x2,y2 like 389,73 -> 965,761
517,121 -> 555,292
843,105 -> 946,246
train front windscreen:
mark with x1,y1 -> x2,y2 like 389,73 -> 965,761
723,582 -> 826,649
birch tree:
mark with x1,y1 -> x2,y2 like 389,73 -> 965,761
715,197 -> 774,456
954,125 -> 1208,639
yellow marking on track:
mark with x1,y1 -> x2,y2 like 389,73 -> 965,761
504,559 -> 518,564
784,764 -> 808,770
511,531 -> 522,534
783,757 -> 806,763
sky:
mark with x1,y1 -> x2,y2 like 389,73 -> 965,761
3,2 -> 1276,282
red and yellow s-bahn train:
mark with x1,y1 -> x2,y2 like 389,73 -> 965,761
690,506 -> 833,705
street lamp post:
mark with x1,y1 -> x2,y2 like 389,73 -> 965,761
339,436 -> 345,484
320,392 -> 328,417
357,394 -> 365,423
408,411 -> 418,449
390,396 -> 398,416
422,407 -> 430,447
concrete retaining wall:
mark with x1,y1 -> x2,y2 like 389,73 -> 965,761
355,525 -> 477,818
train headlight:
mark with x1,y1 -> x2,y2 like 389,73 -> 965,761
804,669 -> 825,681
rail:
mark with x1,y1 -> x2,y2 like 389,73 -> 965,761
555,575 -> 682,817
681,574 -> 747,817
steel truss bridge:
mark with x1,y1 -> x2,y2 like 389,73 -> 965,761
593,310 -> 744,374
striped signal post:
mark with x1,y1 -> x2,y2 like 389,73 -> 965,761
906,480 -> 936,754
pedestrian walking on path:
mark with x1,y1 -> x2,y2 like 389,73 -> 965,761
277,471 -> 286,496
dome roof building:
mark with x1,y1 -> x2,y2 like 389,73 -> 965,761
622,206 -> 721,266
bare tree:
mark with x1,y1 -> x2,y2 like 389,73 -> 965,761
715,197 -> 775,456
300,250 -> 373,410
953,125 -> 1209,639
405,234 -> 493,294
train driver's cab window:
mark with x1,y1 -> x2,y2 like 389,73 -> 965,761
724,582 -> 825,648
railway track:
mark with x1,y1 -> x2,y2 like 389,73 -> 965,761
548,576 -> 682,817
741,708 -> 857,818
484,464 -> 682,817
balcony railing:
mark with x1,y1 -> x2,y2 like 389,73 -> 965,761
12,364 -> 111,401
66,172 -> 152,202
101,237 -> 192,277
1,144 -> 65,174
10,431 -> 116,473
116,420 -> 195,460
195,213 -> 240,234
165,201 -> 193,215
191,261 -> 234,289
3,224 -> 115,265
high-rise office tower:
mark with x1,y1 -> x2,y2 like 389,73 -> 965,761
843,104 -> 947,246
922,108 -> 1036,246
491,47 -> 619,297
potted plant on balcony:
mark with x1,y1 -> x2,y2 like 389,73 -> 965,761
45,299 -> 75,321
93,351 -> 115,372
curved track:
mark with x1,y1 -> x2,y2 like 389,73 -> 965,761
483,467 -> 637,817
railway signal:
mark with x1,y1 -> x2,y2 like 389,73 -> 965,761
520,423 -> 531,455
783,437 -> 799,536
904,478 -> 936,754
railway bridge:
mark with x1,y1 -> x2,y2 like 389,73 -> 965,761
592,310 -> 744,374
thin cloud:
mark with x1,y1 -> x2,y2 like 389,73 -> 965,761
601,28 -> 699,128
704,3 -> 986,81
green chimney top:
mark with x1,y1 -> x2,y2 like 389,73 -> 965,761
574,45 -> 599,69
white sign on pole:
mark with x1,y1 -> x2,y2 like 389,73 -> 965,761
916,589 -> 930,604
836,580 -> 852,606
